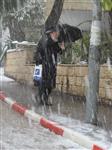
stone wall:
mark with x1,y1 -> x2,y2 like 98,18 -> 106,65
45,0 -> 92,16
4,47 -> 112,102
4,43 -> 36,85
56,64 -> 112,101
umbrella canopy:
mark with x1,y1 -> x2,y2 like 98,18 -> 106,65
58,23 -> 82,43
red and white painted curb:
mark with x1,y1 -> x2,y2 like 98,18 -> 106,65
0,91 -> 110,150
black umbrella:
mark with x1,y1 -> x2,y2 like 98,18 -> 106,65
58,23 -> 82,43
44,0 -> 82,43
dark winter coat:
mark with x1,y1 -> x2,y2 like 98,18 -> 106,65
34,23 -> 82,93
34,35 -> 62,91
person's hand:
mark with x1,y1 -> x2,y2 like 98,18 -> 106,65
60,41 -> 65,50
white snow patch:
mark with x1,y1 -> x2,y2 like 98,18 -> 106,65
0,68 -> 14,82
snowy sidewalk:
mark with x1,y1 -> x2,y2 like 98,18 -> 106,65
1,101 -> 89,150
1,91 -> 109,150
0,68 -> 112,150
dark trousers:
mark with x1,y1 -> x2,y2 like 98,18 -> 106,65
38,80 -> 52,104
34,74 -> 55,104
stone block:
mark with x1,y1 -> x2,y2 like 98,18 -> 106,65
25,49 -> 35,64
71,86 -> 82,95
76,77 -> 82,86
67,67 -> 75,76
74,66 -> 83,77
56,76 -> 60,84
24,65 -> 35,74
7,51 -> 17,59
56,76 -> 64,85
100,66 -> 112,78
79,66 -> 88,76
81,77 -> 87,87
68,76 -> 75,85
105,86 -> 112,99
57,65 -> 68,76
99,79 -> 106,88
99,88 -> 106,98
61,85 -> 68,93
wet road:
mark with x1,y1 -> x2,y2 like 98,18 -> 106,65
0,71 -> 112,149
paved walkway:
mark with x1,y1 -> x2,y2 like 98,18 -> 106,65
0,68 -> 112,149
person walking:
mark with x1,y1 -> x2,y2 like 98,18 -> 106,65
33,26 -> 65,105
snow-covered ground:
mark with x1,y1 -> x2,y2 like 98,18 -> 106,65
0,68 -> 88,149
0,102 -> 88,150
0,67 -> 112,150
0,68 -> 14,82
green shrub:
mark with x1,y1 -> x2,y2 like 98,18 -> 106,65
60,31 -> 112,64
61,32 -> 90,64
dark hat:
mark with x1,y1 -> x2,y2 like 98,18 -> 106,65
45,26 -> 58,34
